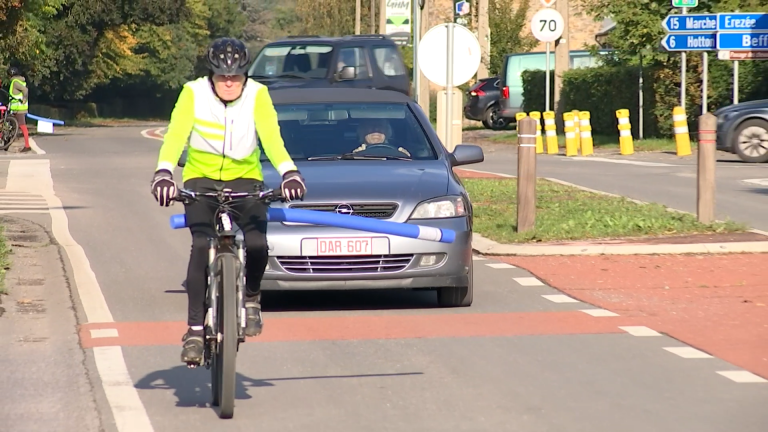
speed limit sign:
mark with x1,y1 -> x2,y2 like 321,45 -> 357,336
531,8 -> 564,42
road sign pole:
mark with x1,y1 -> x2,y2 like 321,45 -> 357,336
446,22 -> 454,151
545,42 -> 551,112
681,7 -> 687,109
733,60 -> 739,104
701,52 -> 708,114
412,1 -> 420,102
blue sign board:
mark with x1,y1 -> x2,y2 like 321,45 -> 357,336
662,33 -> 716,51
717,13 -> 768,32
716,32 -> 768,50
662,14 -> 717,33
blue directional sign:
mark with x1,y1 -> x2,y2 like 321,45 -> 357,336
717,13 -> 768,31
716,31 -> 768,51
662,14 -> 717,33
661,33 -> 716,51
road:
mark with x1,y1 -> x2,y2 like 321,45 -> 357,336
469,136 -> 768,231
1,126 -> 767,431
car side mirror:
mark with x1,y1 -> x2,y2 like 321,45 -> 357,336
450,144 -> 484,166
178,148 -> 188,168
337,66 -> 356,80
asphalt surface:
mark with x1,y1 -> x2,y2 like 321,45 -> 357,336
1,126 -> 766,431
470,136 -> 768,231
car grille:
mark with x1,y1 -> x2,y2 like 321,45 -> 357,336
289,203 -> 398,219
276,255 -> 414,274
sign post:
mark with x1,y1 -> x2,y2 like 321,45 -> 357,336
530,8 -> 564,112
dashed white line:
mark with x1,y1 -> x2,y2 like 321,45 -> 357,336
90,329 -> 119,338
663,347 -> 713,359
485,263 -> 516,269
742,178 -> 768,187
580,308 -> 619,317
716,371 -> 768,383
542,294 -> 580,303
513,276 -> 544,286
619,326 -> 661,336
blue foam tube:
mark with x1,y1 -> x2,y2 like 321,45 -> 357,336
169,208 -> 456,243
26,113 -> 65,125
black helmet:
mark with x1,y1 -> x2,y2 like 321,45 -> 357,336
206,38 -> 250,76
8,66 -> 20,77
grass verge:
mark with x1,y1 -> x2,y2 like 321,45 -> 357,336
0,225 -> 11,294
487,133 -> 688,153
464,178 -> 746,244
63,117 -> 167,128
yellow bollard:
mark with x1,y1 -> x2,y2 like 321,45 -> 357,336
529,111 -> 544,153
543,111 -> 559,154
572,110 -> 581,150
563,112 -> 578,156
515,112 -> 527,123
673,106 -> 692,156
615,109 -> 634,155
579,111 -> 594,156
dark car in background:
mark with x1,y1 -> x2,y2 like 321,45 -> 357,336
463,77 -> 510,130
247,35 -> 411,96
715,99 -> 768,163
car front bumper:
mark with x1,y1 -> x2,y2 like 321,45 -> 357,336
261,216 -> 472,290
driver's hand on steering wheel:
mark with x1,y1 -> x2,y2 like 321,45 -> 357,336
352,143 -> 411,157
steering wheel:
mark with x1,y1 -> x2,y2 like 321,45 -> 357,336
358,144 -> 408,156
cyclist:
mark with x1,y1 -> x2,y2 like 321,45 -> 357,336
150,37 -> 307,365
7,67 -> 31,152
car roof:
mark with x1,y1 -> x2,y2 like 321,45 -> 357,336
269,35 -> 394,46
268,88 -> 413,105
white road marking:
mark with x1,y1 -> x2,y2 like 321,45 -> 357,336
663,346 -> 713,359
485,262 -> 516,269
90,329 -> 119,338
140,128 -> 165,141
472,255 -> 486,261
541,294 -> 580,303
742,178 -> 768,187
619,326 -> 661,336
5,160 -> 154,431
564,157 -> 679,167
716,371 -> 768,383
513,276 -> 544,286
580,308 -> 619,317
29,137 -> 46,154
454,167 -> 514,178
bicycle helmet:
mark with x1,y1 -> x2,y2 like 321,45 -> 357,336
8,66 -> 20,77
206,38 -> 250,76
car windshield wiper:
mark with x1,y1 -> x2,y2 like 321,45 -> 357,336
307,153 -> 412,161
276,73 -> 308,79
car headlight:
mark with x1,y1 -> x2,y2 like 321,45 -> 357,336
410,196 -> 466,219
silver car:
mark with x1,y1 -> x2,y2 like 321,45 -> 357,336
181,88 -> 484,307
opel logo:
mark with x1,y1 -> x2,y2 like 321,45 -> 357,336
335,204 -> 354,215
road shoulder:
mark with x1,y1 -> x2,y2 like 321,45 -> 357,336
0,215 -> 102,431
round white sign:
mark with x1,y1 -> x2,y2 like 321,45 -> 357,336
530,8 -> 564,43
417,24 -> 482,87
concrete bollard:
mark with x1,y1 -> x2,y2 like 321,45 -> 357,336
673,106 -> 692,156
615,109 -> 634,155
543,111 -> 558,154
579,111 -> 594,156
572,110 -> 581,150
697,113 -> 716,223
517,116 -> 538,232
563,112 -> 578,156
529,111 -> 544,154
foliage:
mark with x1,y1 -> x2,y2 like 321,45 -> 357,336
487,0 -> 537,76
464,178 -> 745,244
294,0 -> 378,36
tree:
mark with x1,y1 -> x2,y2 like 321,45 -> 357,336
487,0 -> 537,76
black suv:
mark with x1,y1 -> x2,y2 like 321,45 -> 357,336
247,35 -> 410,96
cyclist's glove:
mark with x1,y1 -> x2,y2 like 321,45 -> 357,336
151,169 -> 177,207
281,170 -> 306,202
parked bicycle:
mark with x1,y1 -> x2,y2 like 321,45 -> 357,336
172,185 -> 283,419
0,89 -> 20,151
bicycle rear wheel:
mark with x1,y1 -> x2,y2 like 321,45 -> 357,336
1,116 -> 19,150
213,252 -> 238,419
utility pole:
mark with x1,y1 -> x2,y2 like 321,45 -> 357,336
379,0 -> 387,34
554,0 -> 569,121
371,0 -> 376,33
477,0 -> 489,79
355,0 -> 361,34
418,0 -> 430,116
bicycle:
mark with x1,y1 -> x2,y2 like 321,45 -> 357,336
172,185 -> 284,419
0,89 -> 20,151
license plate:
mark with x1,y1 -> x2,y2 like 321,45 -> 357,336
317,237 -> 373,256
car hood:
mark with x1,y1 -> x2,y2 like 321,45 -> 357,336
262,160 -> 450,203
715,98 -> 768,116
253,78 -> 330,91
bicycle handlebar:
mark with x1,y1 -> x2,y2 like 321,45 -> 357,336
172,187 -> 284,204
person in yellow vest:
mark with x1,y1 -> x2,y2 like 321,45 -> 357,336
150,37 -> 307,365
8,67 -> 31,152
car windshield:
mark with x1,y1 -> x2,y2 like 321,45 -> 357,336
259,102 -> 437,161
248,44 -> 333,79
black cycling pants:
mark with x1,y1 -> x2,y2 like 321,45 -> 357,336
183,177 -> 268,327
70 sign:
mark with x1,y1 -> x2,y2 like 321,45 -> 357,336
531,8 -> 564,42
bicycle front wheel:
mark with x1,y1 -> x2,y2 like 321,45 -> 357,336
213,252 -> 238,419
1,116 -> 19,150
